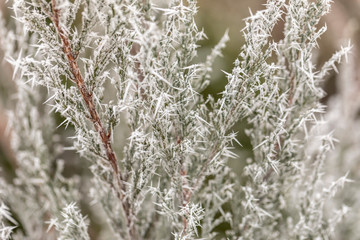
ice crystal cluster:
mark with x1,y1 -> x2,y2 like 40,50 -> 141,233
0,0 -> 354,239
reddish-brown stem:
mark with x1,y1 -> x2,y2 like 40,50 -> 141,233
50,0 -> 119,178
50,1 -> 137,239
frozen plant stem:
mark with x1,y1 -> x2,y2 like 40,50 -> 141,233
49,0 -> 136,239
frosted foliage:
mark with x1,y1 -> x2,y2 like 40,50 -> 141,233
0,0 -> 354,239
48,203 -> 90,240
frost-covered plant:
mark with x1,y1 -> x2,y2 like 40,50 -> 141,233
324,49 -> 360,240
0,0 -> 353,239
48,202 -> 90,240
0,201 -> 17,240
223,1 -> 352,238
0,9 -> 85,239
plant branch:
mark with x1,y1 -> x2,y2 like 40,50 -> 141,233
49,1 -> 137,239
50,0 -> 121,183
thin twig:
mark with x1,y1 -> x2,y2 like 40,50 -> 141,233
49,1 -> 137,239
